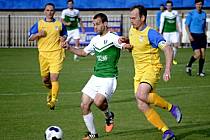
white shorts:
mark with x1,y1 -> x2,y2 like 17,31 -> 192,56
67,29 -> 80,42
82,75 -> 117,101
163,32 -> 179,44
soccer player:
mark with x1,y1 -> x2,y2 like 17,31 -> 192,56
156,4 -> 165,32
129,5 -> 182,140
61,0 -> 85,61
185,0 -> 207,77
62,13 -> 132,139
159,0 -> 182,65
28,3 -> 67,110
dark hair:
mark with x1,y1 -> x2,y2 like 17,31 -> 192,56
160,4 -> 164,7
130,5 -> 147,20
195,0 -> 204,4
67,0 -> 74,4
44,3 -> 55,9
93,13 -> 108,23
166,0 -> 173,6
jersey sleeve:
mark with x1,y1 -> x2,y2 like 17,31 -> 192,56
159,12 -> 165,34
61,10 -> 65,19
185,12 -> 192,26
148,29 -> 166,49
28,22 -> 38,39
176,11 -> 182,32
111,33 -> 125,49
84,38 -> 95,55
60,23 -> 67,36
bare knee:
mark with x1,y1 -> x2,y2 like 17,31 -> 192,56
42,77 -> 51,89
136,93 -> 149,112
80,102 -> 91,115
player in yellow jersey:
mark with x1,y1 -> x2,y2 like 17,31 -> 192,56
28,3 -> 67,110
128,5 -> 182,140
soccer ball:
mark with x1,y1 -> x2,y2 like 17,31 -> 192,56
45,125 -> 63,140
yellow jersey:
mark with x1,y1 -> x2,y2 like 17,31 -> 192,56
129,26 -> 165,71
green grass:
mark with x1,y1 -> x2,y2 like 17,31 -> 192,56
0,48 -> 210,140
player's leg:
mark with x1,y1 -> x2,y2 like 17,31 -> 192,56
81,76 -> 99,139
198,34 -> 207,77
81,94 -> 98,140
47,50 -> 64,110
48,73 -> 59,110
39,53 -> 52,104
186,33 -> 200,76
198,48 -> 206,77
73,29 -> 81,61
171,32 -> 180,65
94,93 -> 114,133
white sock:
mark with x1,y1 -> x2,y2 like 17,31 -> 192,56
173,47 -> 177,59
83,112 -> 96,134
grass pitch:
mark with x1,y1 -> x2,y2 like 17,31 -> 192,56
0,48 -> 210,140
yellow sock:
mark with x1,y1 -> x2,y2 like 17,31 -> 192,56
51,81 -> 59,101
148,93 -> 172,111
144,108 -> 169,132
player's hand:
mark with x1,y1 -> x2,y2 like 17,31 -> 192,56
61,41 -> 69,49
123,44 -> 133,52
163,71 -> 171,82
119,36 -> 129,44
60,36 -> 67,43
189,34 -> 194,42
38,30 -> 46,37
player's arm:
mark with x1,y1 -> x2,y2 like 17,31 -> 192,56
28,22 -> 46,41
78,15 -> 85,33
176,11 -> 182,36
159,12 -> 165,34
60,23 -> 68,42
62,37 -> 95,57
159,42 -> 173,81
64,45 -> 88,57
185,12 -> 194,41
148,29 -> 172,81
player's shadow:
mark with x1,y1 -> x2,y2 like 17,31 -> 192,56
100,121 -> 210,140
175,121 -> 210,139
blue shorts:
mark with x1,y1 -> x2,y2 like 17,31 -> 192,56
191,33 -> 207,51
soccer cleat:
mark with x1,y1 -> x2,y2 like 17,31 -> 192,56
197,72 -> 205,77
170,105 -> 182,123
82,132 -> 98,140
185,66 -> 192,76
105,112 -> 114,133
162,130 -> 175,140
172,60 -> 178,65
47,98 -> 56,110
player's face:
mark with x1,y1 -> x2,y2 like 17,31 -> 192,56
93,17 -> 107,35
68,2 -> 73,9
130,8 -> 144,30
44,5 -> 55,20
166,3 -> 172,11
195,2 -> 202,12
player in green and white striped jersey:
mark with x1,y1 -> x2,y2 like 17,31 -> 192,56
61,0 -> 85,61
159,1 -> 182,65
62,13 -> 132,139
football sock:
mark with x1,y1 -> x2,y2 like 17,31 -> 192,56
51,81 -> 59,101
148,93 -> 172,111
187,56 -> 196,67
83,112 -> 97,134
144,108 -> 169,133
199,58 -> 205,73
172,47 -> 177,59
